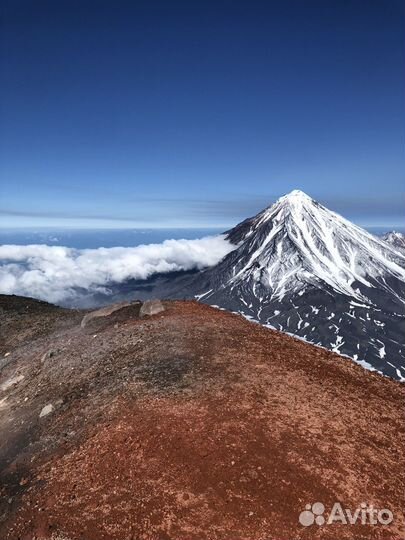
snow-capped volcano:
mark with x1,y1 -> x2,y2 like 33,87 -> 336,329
225,189 -> 405,304
191,190 -> 405,380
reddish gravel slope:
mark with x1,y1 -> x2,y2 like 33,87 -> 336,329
0,295 -> 404,540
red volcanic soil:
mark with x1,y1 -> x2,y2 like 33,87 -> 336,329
0,295 -> 404,540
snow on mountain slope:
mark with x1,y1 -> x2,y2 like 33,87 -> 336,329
225,190 -> 405,303
190,190 -> 405,380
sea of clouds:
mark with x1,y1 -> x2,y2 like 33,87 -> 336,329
0,235 -> 234,305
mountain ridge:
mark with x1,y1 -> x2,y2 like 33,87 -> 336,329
382,230 -> 405,253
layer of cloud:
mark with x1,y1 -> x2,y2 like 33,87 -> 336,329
0,235 -> 234,305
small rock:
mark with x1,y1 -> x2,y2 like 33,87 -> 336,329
140,299 -> 165,317
4,352 -> 11,358
41,350 -> 56,363
81,301 -> 137,328
39,404 -> 54,418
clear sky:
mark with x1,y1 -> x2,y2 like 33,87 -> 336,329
1,0 -> 404,229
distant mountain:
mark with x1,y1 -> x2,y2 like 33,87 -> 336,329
185,190 -> 405,380
382,230 -> 405,253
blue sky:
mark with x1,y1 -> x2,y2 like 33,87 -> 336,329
1,0 -> 404,229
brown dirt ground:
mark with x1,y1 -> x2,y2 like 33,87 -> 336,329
0,295 -> 404,540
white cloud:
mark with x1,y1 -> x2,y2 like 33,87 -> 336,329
0,235 -> 234,305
